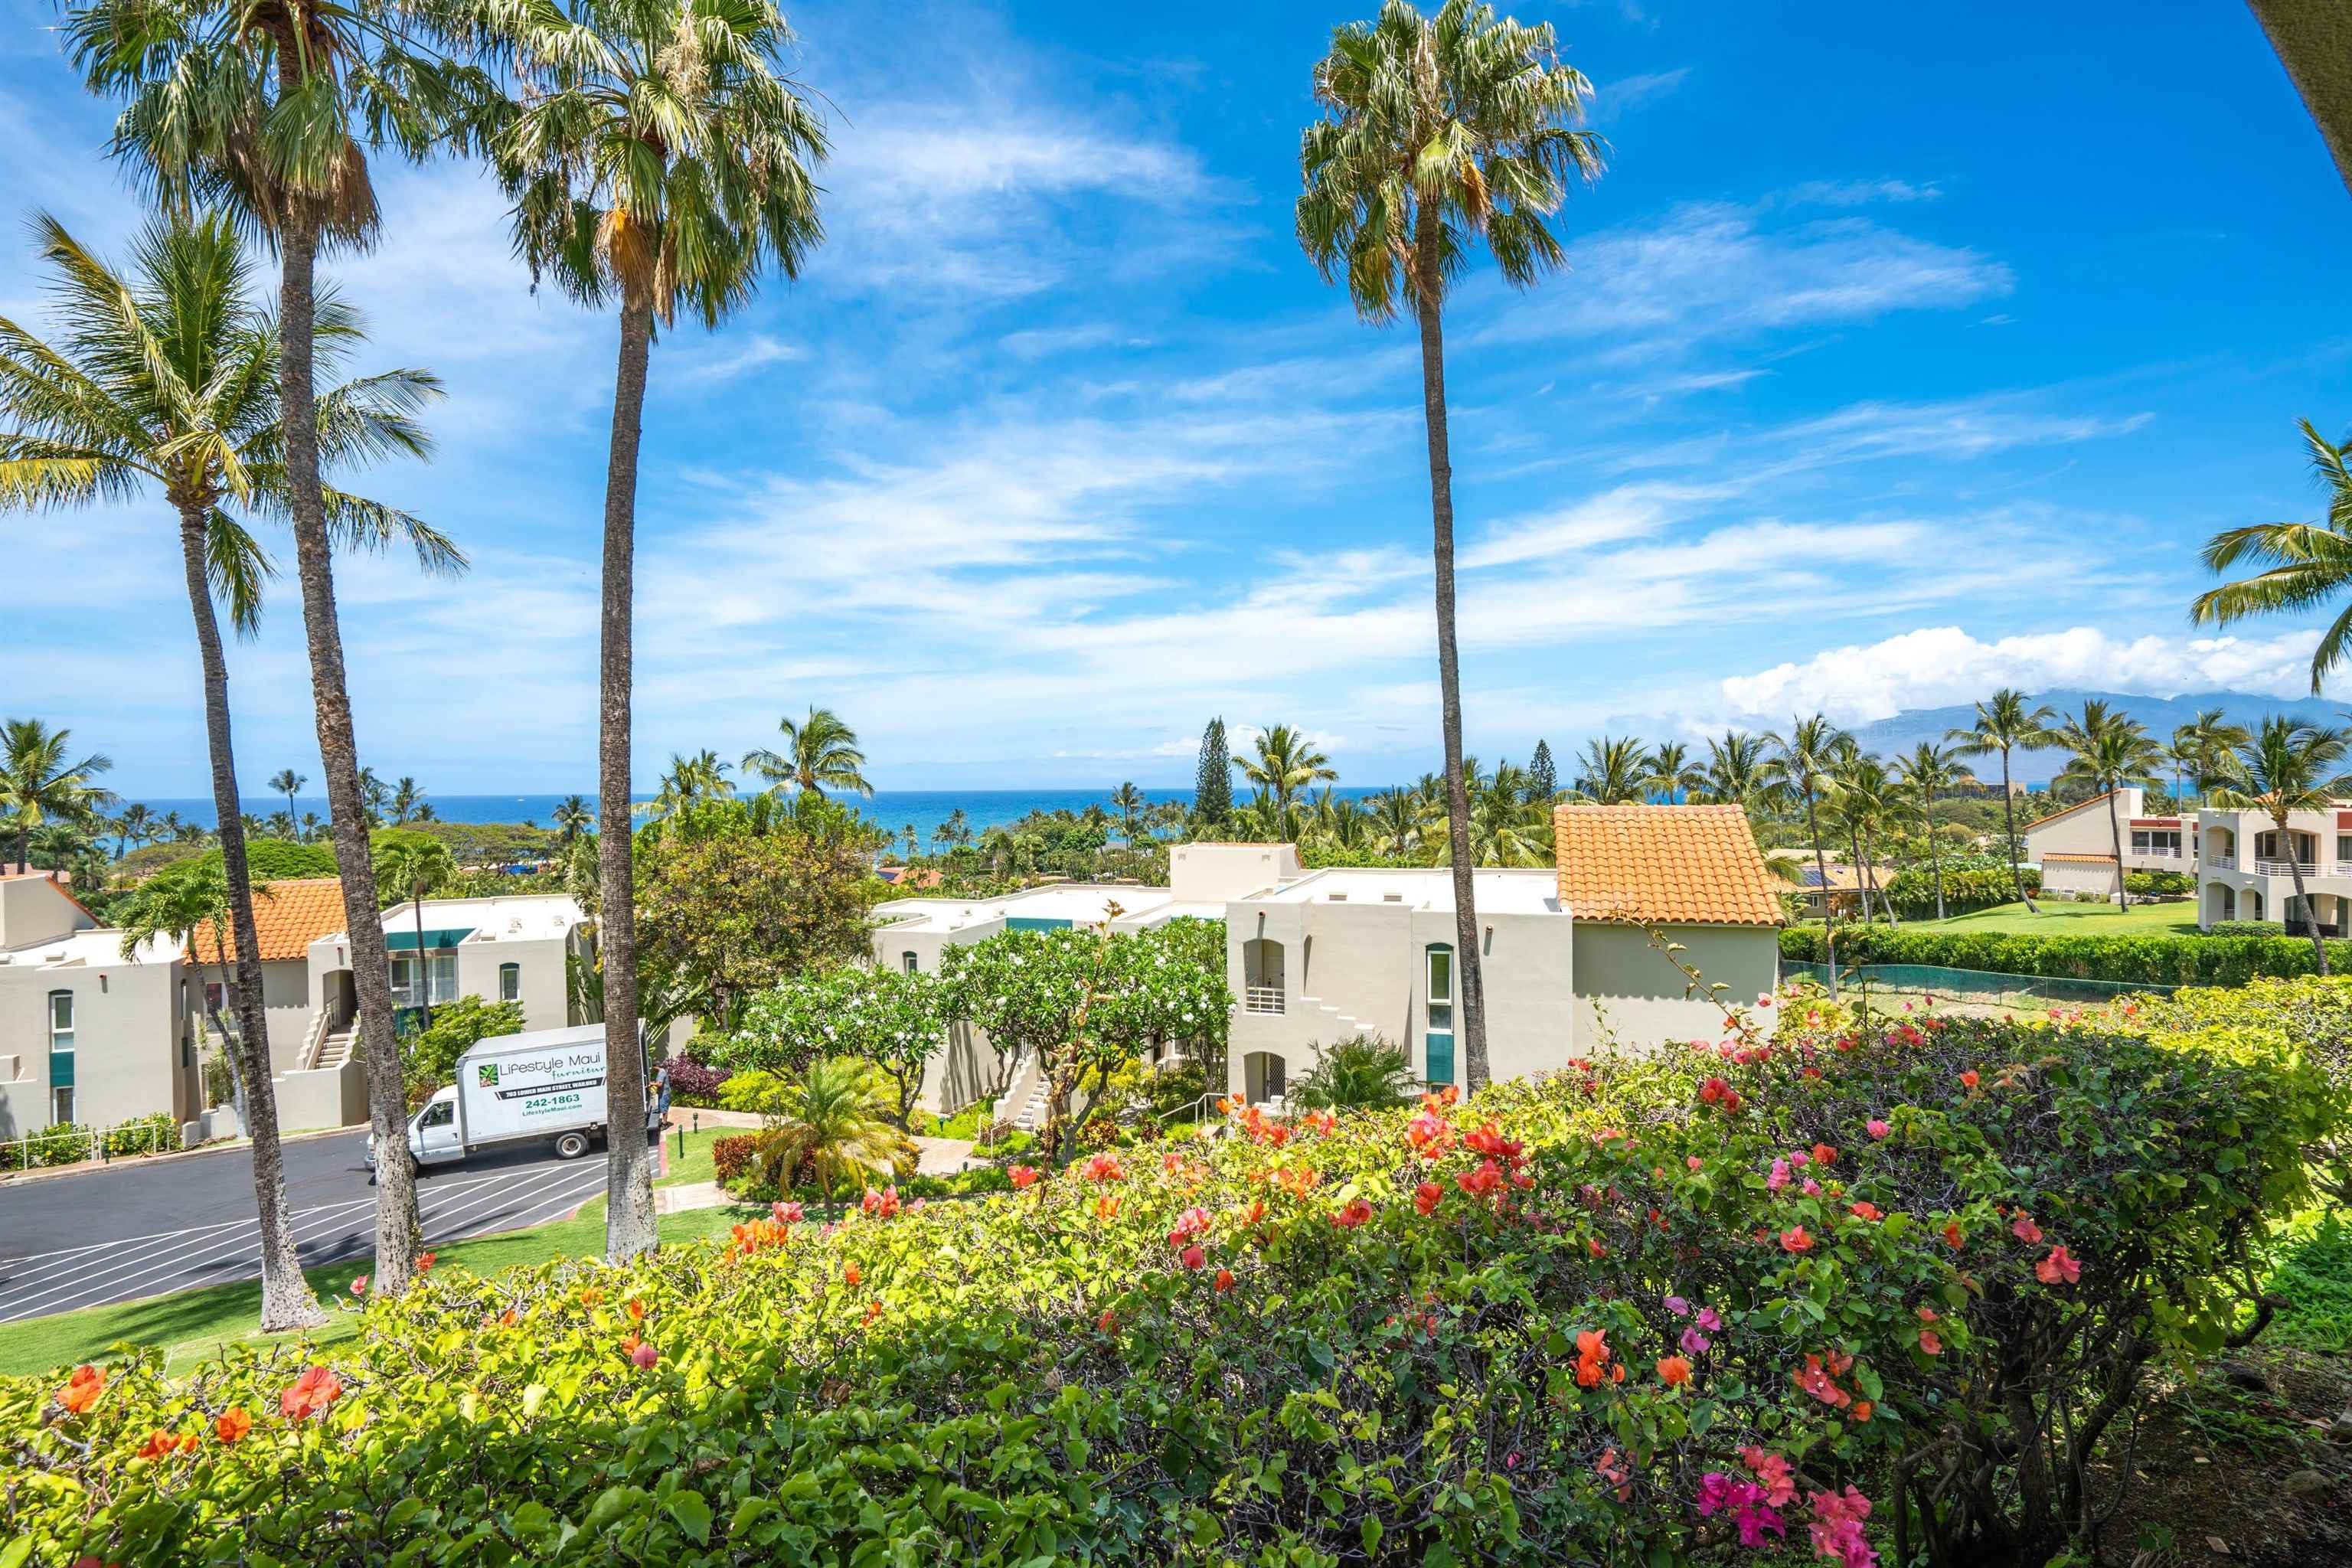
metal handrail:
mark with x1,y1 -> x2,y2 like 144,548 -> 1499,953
2256,858 -> 2321,877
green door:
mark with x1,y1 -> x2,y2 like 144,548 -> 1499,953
1423,945 -> 1455,1087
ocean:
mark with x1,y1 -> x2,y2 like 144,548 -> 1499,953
121,787 -> 1387,850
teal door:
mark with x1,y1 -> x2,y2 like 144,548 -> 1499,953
1423,944 -> 1455,1086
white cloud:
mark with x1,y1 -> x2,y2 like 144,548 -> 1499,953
1588,67 -> 1691,124
1780,178 -> 1943,207
1715,626 -> 2327,725
670,334 -> 804,387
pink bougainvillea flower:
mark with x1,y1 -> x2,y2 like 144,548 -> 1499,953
1801,1178 -> 1822,1197
772,1199 -> 805,1223
1866,1119 -> 1891,1140
1664,1294 -> 1690,1316
1168,1205 -> 1212,1246
1083,1152 -> 1125,1184
1687,1155 -> 1705,1171
631,1341 -> 660,1368
1008,1165 -> 1038,1190
1788,1148 -> 1811,1168
1413,1181 -> 1443,1216
279,1365 -> 342,1421
1918,1328 -> 1943,1355
1766,1158 -> 1792,1192
1179,1244 -> 1207,1270
2011,1213 -> 2043,1244
1741,1446 -> 1797,1508
1694,1305 -> 1721,1331
1807,1485 -> 1878,1568
349,1275 -> 369,1297
2037,1244 -> 2082,1285
1779,1225 -> 1814,1253
1680,1325 -> 1712,1356
57,1364 -> 104,1415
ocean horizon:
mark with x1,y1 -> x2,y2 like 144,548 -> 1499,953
119,786 -> 1397,851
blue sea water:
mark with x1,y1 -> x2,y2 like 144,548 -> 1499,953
122,787 -> 1376,851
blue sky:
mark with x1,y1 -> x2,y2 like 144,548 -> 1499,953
5,0 -> 2351,794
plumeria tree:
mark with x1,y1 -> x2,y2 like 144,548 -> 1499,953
718,965 -> 948,1129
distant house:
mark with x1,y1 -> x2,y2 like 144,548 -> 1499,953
2020,787 -> 2192,900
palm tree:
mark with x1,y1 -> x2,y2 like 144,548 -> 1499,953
66,0 -> 481,1304
358,766 -> 390,828
299,811 -> 325,844
1699,731 -> 1780,816
0,720 -> 114,872
266,809 -> 297,839
113,860 -> 246,1114
944,807 -> 973,849
1766,716 -> 1847,990
1108,782 -> 1148,843
2206,717 -> 2352,972
1643,740 -> 1704,805
1297,0 -> 1602,1093
1946,688 -> 2058,913
1828,748 -> 1901,926
267,766 -> 307,816
1572,735 -> 1649,805
372,835 -> 458,1027
1895,740 -> 1975,922
553,794 -> 594,847
1368,788 -> 1426,858
472,0 -> 825,1263
2192,420 -> 2352,693
2054,702 -> 2165,911
743,707 -> 871,798
752,1056 -> 902,1210
2176,708 -> 2252,811
112,802 -> 155,858
388,776 -> 427,825
1236,724 -> 1337,839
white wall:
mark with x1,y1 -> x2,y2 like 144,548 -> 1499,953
0,957 -> 191,1135
1570,924 -> 1779,1054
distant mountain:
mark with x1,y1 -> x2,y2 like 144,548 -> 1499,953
1845,690 -> 2347,783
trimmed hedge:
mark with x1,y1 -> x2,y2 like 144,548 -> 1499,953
1781,922 -> 2350,986
1883,864 -> 2039,917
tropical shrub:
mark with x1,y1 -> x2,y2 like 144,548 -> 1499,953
1882,864 -> 2039,917
661,1050 -> 732,1106
709,1133 -> 760,1191
2203,920 -> 2286,938
7,995 -> 2338,1566
715,964 -> 946,1126
0,1122 -> 94,1171
99,1112 -> 178,1159
1288,1035 -> 1419,1109
1782,922 -> 2352,985
2123,867 -> 2193,896
401,995 -> 526,1103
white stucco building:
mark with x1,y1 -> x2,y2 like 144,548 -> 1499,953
2194,799 -> 2352,933
870,808 -> 1783,1117
2020,787 -> 2195,901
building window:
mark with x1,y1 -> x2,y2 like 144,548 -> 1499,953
51,1086 -> 74,1125
1424,946 -> 1455,1087
901,951 -> 919,973
390,954 -> 459,1008
2337,835 -> 2352,865
498,962 -> 521,1004
46,988 -> 77,1126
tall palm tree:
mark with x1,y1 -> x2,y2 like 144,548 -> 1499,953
373,835 -> 458,1027
1947,689 -> 2058,912
1643,740 -> 1704,805
1766,716 -> 1847,990
1828,747 -> 1902,926
0,720 -> 114,873
1236,724 -> 1336,839
298,810 -> 325,844
1572,735 -> 1649,805
267,767 -> 306,815
2055,702 -> 2164,911
389,776 -> 427,825
2176,707 -> 2252,811
743,707 -> 871,798
1895,740 -> 1975,922
113,802 -> 155,858
67,0 -> 482,1303
1297,0 -> 1601,1093
2191,420 -> 2352,692
1699,730 -> 1780,816
358,765 -> 390,828
2205,717 -> 2352,972
553,793 -> 594,847
1368,787 -> 1425,858
476,0 -> 825,1262
1108,782 -> 1148,843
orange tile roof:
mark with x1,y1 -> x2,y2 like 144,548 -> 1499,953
188,877 -> 349,965
2040,852 -> 2118,864
1553,804 -> 1783,927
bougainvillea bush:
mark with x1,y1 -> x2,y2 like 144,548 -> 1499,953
5,997 -> 2339,1566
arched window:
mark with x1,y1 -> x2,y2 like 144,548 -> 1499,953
1243,939 -> 1286,1014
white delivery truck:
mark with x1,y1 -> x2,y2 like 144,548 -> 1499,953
388,1022 -> 655,1169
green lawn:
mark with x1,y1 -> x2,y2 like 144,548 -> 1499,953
1890,900 -> 2202,937
0,1139 -> 761,1382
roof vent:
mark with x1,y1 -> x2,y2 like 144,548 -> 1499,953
1383,892 -> 1403,903
1328,891 -> 1348,901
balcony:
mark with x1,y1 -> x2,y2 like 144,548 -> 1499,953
2256,858 -> 2322,877
2204,853 -> 2234,870
2129,846 -> 2185,860
1243,985 -> 1285,1016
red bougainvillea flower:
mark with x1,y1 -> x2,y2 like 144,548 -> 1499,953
349,1275 -> 369,1298
1413,1180 -> 1443,1215
416,1251 -> 434,1272
1866,1119 -> 1891,1139
1959,1070 -> 1980,1089
1331,1197 -> 1374,1229
2011,1213 -> 2043,1243
214,1408 -> 252,1445
2037,1244 -> 2082,1285
1574,1328 -> 1612,1387
1455,1159 -> 1505,1197
1096,1308 -> 1117,1333
1795,1351 -> 1854,1408
773,1199 -> 805,1223
1168,1206 -> 1212,1247
1236,1198 -> 1266,1227
57,1364 -> 104,1414
1847,1200 -> 1883,1222
1594,1446 -> 1631,1498
1779,1225 -> 1814,1253
1214,1267 -> 1234,1292
1008,1165 -> 1038,1189
1657,1354 -> 1692,1386
279,1365 -> 342,1421
136,1429 -> 175,1461
843,1262 -> 864,1286
1942,1221 -> 1965,1250
1586,1236 -> 1609,1259
1811,1143 -> 1837,1167
1083,1152 -> 1125,1184
1850,1400 -> 1874,1423
632,1340 -> 660,1368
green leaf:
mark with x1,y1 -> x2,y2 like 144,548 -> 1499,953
668,1491 -> 713,1545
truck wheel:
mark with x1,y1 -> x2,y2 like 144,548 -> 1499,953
554,1131 -> 592,1160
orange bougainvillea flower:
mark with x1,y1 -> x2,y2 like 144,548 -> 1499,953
1414,1181 -> 1443,1216
1942,1221 -> 1965,1250
1779,1226 -> 1814,1253
580,1287 -> 605,1306
1096,1308 -> 1117,1333
1095,1194 -> 1122,1220
214,1408 -> 252,1445
1847,1200 -> 1883,1222
1214,1268 -> 1235,1292
1811,1143 -> 1838,1168
1959,1070 -> 1980,1089
1657,1354 -> 1692,1387
2011,1213 -> 2043,1244
862,1301 -> 884,1325
2036,1244 -> 2082,1285
1329,1197 -> 1373,1229
498,1309 -> 518,1328
1573,1328 -> 1612,1387
1083,1152 -> 1125,1184
279,1365 -> 342,1422
1850,1400 -> 1874,1423
1008,1165 -> 1038,1189
57,1364 -> 104,1415
416,1251 -> 435,1272
136,1429 -> 175,1461
843,1262 -> 864,1286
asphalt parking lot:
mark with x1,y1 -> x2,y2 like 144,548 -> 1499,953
0,1129 -> 611,1324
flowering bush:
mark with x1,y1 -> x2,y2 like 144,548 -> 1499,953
3,995 -> 2337,1566
660,1050 -> 733,1106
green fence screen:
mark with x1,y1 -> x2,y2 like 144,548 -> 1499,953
1778,959 -> 2174,1008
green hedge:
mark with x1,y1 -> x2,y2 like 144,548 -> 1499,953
1884,865 -> 2039,916
1781,921 -> 2350,986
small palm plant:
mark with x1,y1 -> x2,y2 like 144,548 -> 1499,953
1289,1037 -> 1419,1111
2204,717 -> 2352,972
753,1057 -> 906,1210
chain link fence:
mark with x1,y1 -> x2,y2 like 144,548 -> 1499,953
1779,959 -> 2175,1011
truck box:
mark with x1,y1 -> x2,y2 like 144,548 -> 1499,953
400,1022 -> 651,1167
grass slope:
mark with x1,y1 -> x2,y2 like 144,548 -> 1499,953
1895,900 -> 2202,937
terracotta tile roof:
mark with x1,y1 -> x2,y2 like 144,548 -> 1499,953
188,877 -> 348,965
1553,804 -> 1783,927
2040,852 -> 2118,864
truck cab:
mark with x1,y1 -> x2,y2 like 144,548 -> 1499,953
412,1086 -> 465,1165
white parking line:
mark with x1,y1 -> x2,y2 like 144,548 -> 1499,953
436,1168 -> 606,1243
0,1194 -> 384,1322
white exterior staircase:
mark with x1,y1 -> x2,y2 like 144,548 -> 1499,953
1291,993 -> 1375,1044
314,1028 -> 355,1072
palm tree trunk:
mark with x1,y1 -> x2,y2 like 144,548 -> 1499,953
599,294 -> 659,1262
1413,220 -> 1488,1092
276,207 -> 420,1292
178,507 -> 322,1331
2103,786 -> 2132,911
2004,750 -> 2037,913
1928,792 -> 1946,921
412,892 -> 433,1031
2284,812 -> 2331,975
1806,792 -> 1838,999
